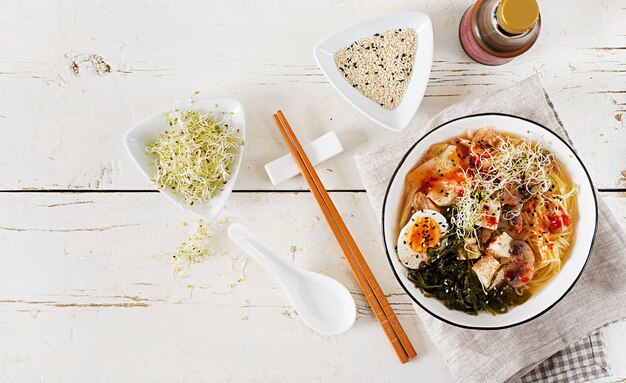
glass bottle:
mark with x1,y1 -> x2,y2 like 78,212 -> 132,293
459,0 -> 541,66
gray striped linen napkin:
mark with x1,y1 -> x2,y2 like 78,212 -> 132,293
354,75 -> 626,383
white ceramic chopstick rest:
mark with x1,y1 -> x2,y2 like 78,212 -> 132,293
264,131 -> 343,185
227,223 -> 356,335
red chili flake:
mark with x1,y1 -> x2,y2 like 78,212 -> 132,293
562,213 -> 571,227
483,215 -> 497,228
422,176 -> 439,190
521,277 -> 529,283
549,214 -> 562,232
548,208 -> 570,233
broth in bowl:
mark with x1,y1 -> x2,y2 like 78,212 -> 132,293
381,113 -> 596,329
395,127 -> 576,315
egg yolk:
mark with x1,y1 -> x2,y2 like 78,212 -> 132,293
408,216 -> 441,252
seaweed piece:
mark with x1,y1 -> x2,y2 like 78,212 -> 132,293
407,234 -> 531,315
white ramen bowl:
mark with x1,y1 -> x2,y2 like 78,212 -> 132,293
314,12 -> 433,132
382,113 -> 597,329
124,98 -> 245,221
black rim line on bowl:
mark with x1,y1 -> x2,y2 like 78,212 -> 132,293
380,112 -> 599,330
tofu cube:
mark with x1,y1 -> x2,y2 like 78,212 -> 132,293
472,255 -> 504,290
486,232 -> 513,258
477,200 -> 501,230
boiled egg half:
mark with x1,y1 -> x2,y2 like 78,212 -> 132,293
397,209 -> 449,269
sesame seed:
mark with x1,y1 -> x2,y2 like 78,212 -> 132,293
334,28 -> 418,110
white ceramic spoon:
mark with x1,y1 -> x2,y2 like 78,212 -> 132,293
228,223 -> 356,335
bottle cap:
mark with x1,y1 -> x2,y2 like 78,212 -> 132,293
496,0 -> 539,35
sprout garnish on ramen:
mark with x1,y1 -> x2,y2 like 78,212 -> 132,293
396,127 -> 576,315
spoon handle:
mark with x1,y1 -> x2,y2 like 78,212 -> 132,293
228,223 -> 298,287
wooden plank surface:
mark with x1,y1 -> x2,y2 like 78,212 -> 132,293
1,191 -> 625,381
0,0 -> 624,191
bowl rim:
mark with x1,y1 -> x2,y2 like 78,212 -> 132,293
380,112 -> 599,330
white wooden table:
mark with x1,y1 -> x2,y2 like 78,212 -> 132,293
1,1 -> 625,381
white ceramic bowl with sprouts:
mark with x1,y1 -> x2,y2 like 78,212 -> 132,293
382,113 -> 597,329
124,98 -> 245,220
314,12 -> 433,132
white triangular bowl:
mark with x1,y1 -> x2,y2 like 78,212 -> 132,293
123,98 -> 245,220
314,12 -> 433,132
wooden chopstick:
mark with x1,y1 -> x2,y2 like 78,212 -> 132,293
273,110 -> 417,363
275,112 -> 416,363
273,111 -> 415,363
272,114 -> 407,363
